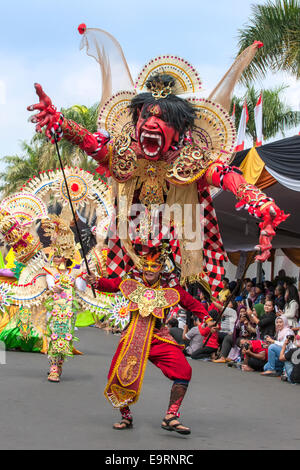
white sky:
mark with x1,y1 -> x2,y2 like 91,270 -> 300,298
0,0 -> 299,170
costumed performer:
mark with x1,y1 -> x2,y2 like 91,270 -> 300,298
27,27 -> 289,301
85,244 -> 210,435
42,215 -> 86,382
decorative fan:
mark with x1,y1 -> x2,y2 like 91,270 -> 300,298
188,98 -> 236,164
135,55 -> 202,95
76,288 -> 130,330
0,193 -> 48,226
98,91 -> 137,138
21,167 -> 113,227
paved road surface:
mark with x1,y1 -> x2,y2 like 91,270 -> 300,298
1,327 -> 300,450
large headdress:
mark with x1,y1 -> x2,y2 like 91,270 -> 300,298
41,215 -> 76,261
0,196 -> 45,264
79,26 -> 261,166
138,243 -> 173,273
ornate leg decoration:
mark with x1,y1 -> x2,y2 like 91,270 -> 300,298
48,357 -> 60,383
57,356 -> 64,377
161,380 -> 191,435
113,406 -> 133,430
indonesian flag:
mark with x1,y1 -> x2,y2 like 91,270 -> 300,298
235,100 -> 249,152
254,93 -> 263,147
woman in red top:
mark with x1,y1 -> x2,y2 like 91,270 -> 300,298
191,310 -> 220,360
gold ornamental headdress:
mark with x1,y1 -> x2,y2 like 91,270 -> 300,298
139,244 -> 172,273
41,215 -> 76,261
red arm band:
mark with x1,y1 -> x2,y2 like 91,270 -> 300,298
60,117 -> 109,161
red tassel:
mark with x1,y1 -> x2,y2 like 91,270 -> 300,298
78,23 -> 87,35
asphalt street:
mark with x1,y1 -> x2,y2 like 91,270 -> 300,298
1,326 -> 300,450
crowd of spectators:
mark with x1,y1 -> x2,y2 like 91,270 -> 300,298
166,269 -> 300,385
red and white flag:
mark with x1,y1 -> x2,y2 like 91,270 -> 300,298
254,93 -> 263,147
235,100 -> 249,152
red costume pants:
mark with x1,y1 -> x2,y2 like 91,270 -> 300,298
108,336 -> 192,383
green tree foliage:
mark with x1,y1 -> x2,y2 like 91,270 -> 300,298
237,0 -> 300,83
231,84 -> 300,145
0,103 -> 100,196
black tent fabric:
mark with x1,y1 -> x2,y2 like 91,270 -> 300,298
231,135 -> 300,180
214,135 -> 300,252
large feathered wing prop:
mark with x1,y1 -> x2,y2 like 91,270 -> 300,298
79,26 -> 135,110
208,41 -> 263,111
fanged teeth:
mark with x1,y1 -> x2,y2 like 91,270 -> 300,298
140,132 -> 162,156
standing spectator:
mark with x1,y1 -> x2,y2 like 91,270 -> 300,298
218,277 -> 231,304
191,311 -> 220,360
279,334 -> 300,384
182,317 -> 203,356
167,318 -> 184,346
274,284 -> 285,312
279,285 -> 299,328
250,299 -> 276,340
237,338 -> 268,372
261,316 -> 294,376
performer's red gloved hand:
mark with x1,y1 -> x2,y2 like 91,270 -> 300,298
27,83 -> 61,139
255,203 -> 289,262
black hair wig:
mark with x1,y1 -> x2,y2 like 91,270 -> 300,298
129,73 -> 196,137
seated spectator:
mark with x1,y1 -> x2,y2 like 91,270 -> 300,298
229,281 -> 237,293
248,286 -> 258,304
274,269 -> 286,286
278,284 -> 299,328
212,305 -> 256,363
235,295 -> 244,308
218,300 -> 237,344
253,302 -> 265,320
253,283 -> 265,305
249,299 -> 276,340
236,338 -> 268,372
182,316 -> 203,356
274,284 -> 285,312
263,281 -> 274,296
218,277 -> 231,304
196,287 -> 210,312
261,316 -> 294,377
167,318 -> 184,346
241,278 -> 253,299
191,310 -> 220,360
177,309 -> 187,329
279,333 -> 300,384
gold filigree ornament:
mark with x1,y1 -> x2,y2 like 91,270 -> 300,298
136,159 -> 169,206
135,55 -> 202,96
166,144 -> 213,185
98,90 -> 136,139
188,98 -> 236,165
109,144 -> 138,182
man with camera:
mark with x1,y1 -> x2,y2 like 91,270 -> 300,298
279,334 -> 300,384
236,338 -> 268,372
